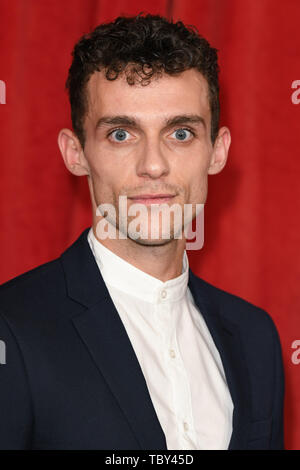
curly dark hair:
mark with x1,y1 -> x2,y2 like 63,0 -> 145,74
65,12 -> 220,149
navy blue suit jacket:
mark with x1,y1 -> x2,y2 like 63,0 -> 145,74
0,227 -> 285,450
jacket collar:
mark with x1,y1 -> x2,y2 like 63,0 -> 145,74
60,227 -> 251,450
188,269 -> 252,449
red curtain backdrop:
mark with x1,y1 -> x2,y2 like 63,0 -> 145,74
0,0 -> 299,449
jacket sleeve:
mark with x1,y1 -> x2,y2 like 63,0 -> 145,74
268,315 -> 285,450
0,311 -> 34,449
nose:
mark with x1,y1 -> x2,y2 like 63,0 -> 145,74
136,140 -> 170,180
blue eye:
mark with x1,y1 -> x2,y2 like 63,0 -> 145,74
109,129 -> 129,141
172,128 -> 194,141
108,127 -> 194,142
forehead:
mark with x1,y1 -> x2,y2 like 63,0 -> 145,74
85,68 -> 211,124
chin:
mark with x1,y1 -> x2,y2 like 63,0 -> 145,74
129,235 -> 174,247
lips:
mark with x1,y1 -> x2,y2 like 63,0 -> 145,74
128,194 -> 176,205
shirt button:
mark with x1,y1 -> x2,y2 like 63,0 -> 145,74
161,289 -> 167,299
169,349 -> 176,358
183,422 -> 189,432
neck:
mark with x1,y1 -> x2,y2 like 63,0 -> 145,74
91,224 -> 186,282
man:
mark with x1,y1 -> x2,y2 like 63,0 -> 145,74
0,13 -> 284,450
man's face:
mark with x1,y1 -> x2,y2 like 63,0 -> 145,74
80,67 -> 222,245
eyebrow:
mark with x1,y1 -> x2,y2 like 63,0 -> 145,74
95,114 -> 206,131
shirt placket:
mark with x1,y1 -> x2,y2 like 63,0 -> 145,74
157,288 -> 198,450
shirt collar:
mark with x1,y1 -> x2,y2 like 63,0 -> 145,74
87,227 -> 189,303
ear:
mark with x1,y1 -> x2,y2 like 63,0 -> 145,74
207,126 -> 231,175
57,128 -> 90,176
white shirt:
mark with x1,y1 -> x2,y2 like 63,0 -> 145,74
87,228 -> 233,450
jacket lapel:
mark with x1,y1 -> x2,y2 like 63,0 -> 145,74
188,269 -> 252,449
61,227 -> 251,450
60,227 -> 167,450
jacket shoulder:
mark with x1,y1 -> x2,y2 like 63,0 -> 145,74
0,228 -> 91,323
0,257 -> 60,290
189,271 -> 277,333
0,257 -> 68,323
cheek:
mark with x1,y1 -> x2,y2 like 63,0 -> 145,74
88,151 -> 115,186
189,176 -> 208,199
89,157 -> 132,208
88,161 -> 115,206
180,153 -> 210,188
185,161 -> 209,203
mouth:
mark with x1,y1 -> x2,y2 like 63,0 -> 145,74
128,194 -> 176,205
